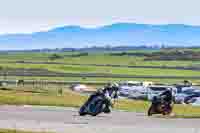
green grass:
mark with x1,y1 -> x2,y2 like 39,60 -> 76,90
0,88 -> 87,107
1,51 -> 200,85
0,52 -> 51,62
3,75 -> 200,86
1,63 -> 200,77
0,129 -> 50,133
2,51 -> 200,67
1,88 -> 200,117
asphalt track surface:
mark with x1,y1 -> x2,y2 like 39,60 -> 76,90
0,105 -> 200,133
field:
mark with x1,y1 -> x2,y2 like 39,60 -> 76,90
2,51 -> 200,67
1,49 -> 200,84
2,63 -> 200,77
1,49 -> 200,118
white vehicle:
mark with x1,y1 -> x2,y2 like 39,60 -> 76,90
147,86 -> 177,101
70,84 -> 95,92
174,93 -> 188,104
142,81 -> 153,87
118,81 -> 151,99
190,97 -> 200,106
71,84 -> 88,91
181,86 -> 196,92
128,86 -> 148,100
118,81 -> 144,97
174,87 -> 200,104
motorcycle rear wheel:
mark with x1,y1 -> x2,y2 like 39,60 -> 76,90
162,107 -> 172,115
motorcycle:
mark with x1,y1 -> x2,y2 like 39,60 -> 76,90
79,94 -> 113,116
79,88 -> 118,116
148,96 -> 173,116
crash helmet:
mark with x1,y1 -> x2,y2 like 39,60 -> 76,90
112,82 -> 119,89
112,82 -> 119,87
106,82 -> 113,87
105,82 -> 118,88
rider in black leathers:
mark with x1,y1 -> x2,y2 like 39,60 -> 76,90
159,88 -> 173,109
149,88 -> 173,116
84,82 -> 119,113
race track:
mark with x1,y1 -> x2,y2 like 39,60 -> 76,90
0,105 -> 200,133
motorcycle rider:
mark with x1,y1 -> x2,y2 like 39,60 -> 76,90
102,82 -> 119,112
159,88 -> 173,104
148,88 -> 173,116
93,82 -> 119,99
158,88 -> 173,112
84,82 -> 119,112
103,82 -> 119,99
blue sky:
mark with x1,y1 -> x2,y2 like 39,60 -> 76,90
0,0 -> 200,34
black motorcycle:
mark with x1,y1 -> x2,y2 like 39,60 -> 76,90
79,87 -> 118,116
148,96 -> 173,116
79,95 -> 112,116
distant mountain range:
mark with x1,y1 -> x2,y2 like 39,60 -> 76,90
1,23 -> 200,50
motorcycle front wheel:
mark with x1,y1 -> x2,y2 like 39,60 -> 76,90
79,105 -> 87,116
162,106 -> 172,116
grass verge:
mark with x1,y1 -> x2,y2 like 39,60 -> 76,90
0,89 -> 87,108
1,88 -> 200,118
0,129 -> 50,133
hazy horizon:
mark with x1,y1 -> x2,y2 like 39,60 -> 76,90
1,23 -> 200,50
1,22 -> 200,35
1,0 -> 200,34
